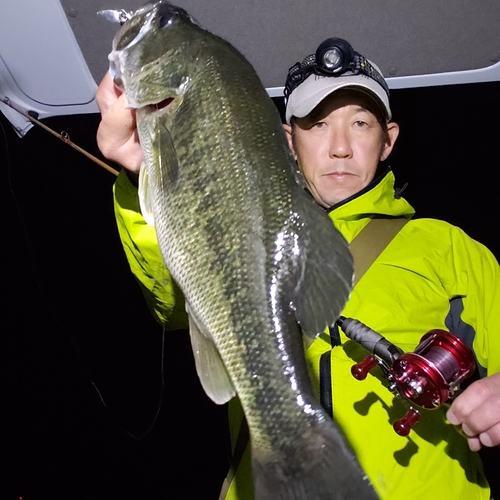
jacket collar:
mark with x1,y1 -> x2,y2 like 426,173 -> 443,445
327,168 -> 415,222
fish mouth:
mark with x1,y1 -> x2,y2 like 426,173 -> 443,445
131,98 -> 176,119
147,98 -> 174,112
125,96 -> 174,114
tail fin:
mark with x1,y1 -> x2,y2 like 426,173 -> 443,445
252,418 -> 379,500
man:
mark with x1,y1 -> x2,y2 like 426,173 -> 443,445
96,37 -> 500,499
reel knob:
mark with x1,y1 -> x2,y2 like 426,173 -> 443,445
351,355 -> 378,380
393,407 -> 420,436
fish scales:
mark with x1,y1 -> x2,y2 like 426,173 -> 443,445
109,2 -> 378,499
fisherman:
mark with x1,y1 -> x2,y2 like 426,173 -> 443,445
96,37 -> 500,499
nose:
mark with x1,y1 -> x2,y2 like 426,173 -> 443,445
328,126 -> 352,159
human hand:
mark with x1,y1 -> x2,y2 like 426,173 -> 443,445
96,72 -> 143,173
446,372 -> 500,451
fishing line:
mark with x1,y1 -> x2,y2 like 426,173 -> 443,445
1,113 -> 164,441
1,115 -> 109,411
122,325 -> 166,442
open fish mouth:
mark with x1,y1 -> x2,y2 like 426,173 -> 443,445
148,97 -> 174,110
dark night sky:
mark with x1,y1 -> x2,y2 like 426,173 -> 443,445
2,82 -> 500,499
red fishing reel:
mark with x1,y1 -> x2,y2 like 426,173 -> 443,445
340,318 -> 476,436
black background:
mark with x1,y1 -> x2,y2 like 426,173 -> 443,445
2,82 -> 500,499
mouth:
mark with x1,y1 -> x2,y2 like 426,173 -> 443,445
147,98 -> 174,112
132,98 -> 175,119
325,171 -> 355,178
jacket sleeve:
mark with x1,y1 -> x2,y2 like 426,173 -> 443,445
113,170 -> 188,330
447,225 -> 500,377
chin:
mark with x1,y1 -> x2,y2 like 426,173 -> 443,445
320,190 -> 350,207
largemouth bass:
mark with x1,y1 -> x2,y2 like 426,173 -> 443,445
108,2 -> 377,498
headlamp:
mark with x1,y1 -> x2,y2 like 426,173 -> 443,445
284,37 -> 390,102
315,38 -> 355,74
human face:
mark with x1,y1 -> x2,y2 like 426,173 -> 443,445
284,90 -> 399,208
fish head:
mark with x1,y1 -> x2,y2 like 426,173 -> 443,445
107,1 -> 197,108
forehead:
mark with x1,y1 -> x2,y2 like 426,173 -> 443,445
305,88 -> 382,123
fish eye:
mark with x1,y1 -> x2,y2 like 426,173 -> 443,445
156,2 -> 176,28
158,13 -> 173,28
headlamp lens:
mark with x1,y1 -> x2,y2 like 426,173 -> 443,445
322,48 -> 343,71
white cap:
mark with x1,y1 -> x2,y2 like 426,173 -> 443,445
285,63 -> 391,124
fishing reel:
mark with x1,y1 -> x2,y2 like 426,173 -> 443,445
338,317 -> 476,436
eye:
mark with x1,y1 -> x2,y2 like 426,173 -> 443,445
157,2 -> 176,28
312,121 -> 327,129
353,120 -> 368,129
158,13 -> 173,28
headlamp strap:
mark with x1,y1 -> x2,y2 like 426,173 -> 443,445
284,54 -> 316,101
284,49 -> 390,102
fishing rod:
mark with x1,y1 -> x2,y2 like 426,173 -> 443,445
1,96 -> 119,176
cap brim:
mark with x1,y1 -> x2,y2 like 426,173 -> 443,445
285,73 -> 391,124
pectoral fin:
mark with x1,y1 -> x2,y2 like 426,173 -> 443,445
138,163 -> 154,226
154,120 -> 179,188
293,202 -> 354,338
186,303 -> 236,405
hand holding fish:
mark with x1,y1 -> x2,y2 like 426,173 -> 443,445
447,372 -> 500,451
96,72 -> 143,173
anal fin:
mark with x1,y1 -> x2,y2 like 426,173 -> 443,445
186,303 -> 236,405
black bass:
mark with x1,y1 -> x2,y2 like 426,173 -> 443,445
108,2 -> 377,499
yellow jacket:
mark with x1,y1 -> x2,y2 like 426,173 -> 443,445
113,168 -> 500,499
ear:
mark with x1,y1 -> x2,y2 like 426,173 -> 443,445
380,121 -> 400,161
283,123 -> 297,159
